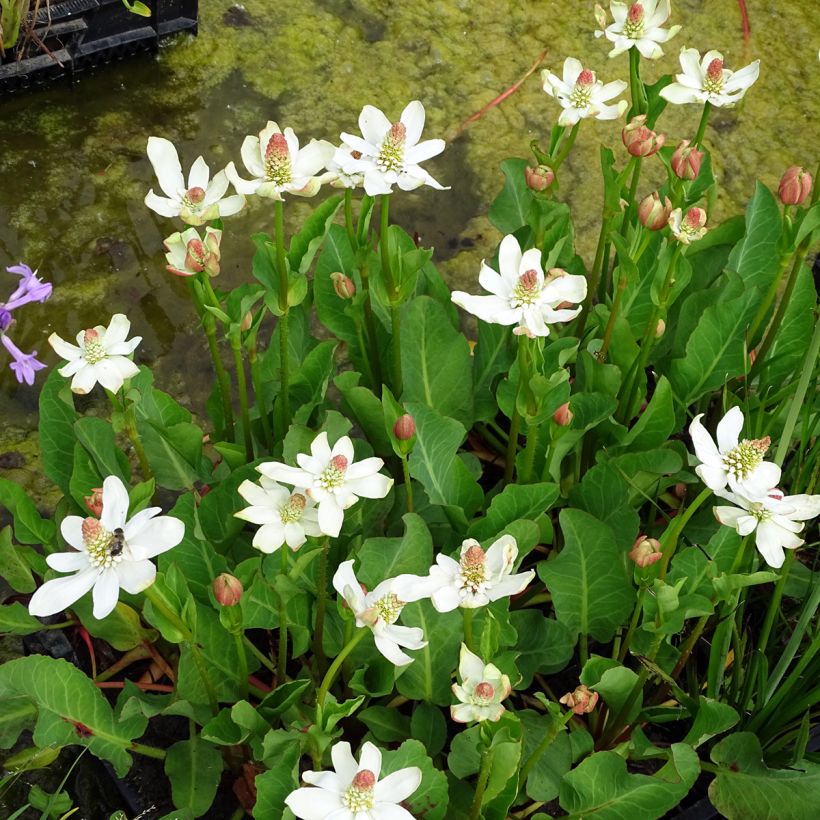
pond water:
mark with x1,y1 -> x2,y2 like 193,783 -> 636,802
1,0 -> 817,504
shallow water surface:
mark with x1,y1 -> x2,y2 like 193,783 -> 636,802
1,0 -> 817,500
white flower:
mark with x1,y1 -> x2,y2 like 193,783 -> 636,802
285,740 -> 421,820
235,477 -> 321,553
337,100 -> 447,196
393,534 -> 535,612
326,145 -> 366,190
28,476 -> 184,620
257,432 -> 393,538
48,314 -> 141,395
225,122 -> 335,200
542,58 -> 628,126
714,488 -> 820,568
451,644 -> 512,724
660,48 -> 760,107
451,234 -> 587,338
163,226 -> 222,278
144,137 -> 246,225
594,1 -> 681,60
689,406 -> 781,498
668,206 -> 708,244
332,560 -> 426,667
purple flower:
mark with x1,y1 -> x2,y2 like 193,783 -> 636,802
2,334 -> 47,385
0,308 -> 12,332
4,263 -> 52,310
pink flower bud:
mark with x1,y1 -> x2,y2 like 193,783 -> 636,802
638,192 -> 672,231
553,402 -> 573,426
671,140 -> 704,181
331,272 -> 356,299
84,488 -> 104,517
622,115 -> 665,158
393,414 -> 416,440
674,482 -> 687,500
213,573 -> 243,606
240,311 -> 254,332
778,166 -> 813,206
525,164 -> 555,192
629,535 -> 663,568
559,684 -> 599,714
655,319 -> 666,338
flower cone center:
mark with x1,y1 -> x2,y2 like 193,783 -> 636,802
280,493 -> 306,524
264,133 -> 293,186
724,439 -> 766,481
83,330 -> 106,364
82,518 -> 123,568
704,59 -> 725,94
460,545 -> 487,592
570,72 -> 594,108
374,592 -> 403,624
343,770 -> 376,811
512,269 -> 541,306
317,455 -> 348,491
377,122 -> 406,173
624,3 -> 645,37
474,681 -> 495,704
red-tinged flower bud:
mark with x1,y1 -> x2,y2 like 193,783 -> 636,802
240,310 -> 254,332
748,348 -> 757,366
629,535 -> 663,568
525,164 -> 555,192
655,319 -> 666,338
559,684 -> 599,714
671,140 -> 704,180
330,272 -> 356,299
674,482 -> 687,499
213,573 -> 243,606
84,487 -> 104,517
638,191 -> 672,230
778,166 -> 813,206
553,402 -> 573,426
622,115 -> 665,158
393,414 -> 416,440
185,186 -> 206,205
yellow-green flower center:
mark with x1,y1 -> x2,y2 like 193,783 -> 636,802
623,3 -> 645,37
82,518 -> 124,569
83,330 -> 106,364
264,133 -> 293,186
280,493 -> 306,524
343,770 -> 376,811
724,439 -> 767,481
703,58 -> 725,94
377,122 -> 406,173
511,269 -> 540,307
460,545 -> 487,592
317,455 -> 348,491
374,592 -> 403,624
569,69 -> 594,109
473,681 -> 495,704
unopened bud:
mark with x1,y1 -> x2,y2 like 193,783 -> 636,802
185,186 -> 206,204
393,414 -> 416,440
629,535 -> 663,568
553,402 -> 573,426
213,573 -> 243,606
655,319 -> 666,338
559,684 -> 599,715
674,482 -> 687,500
240,310 -> 254,332
84,488 -> 104,517
622,115 -> 665,158
778,166 -> 813,206
638,192 -> 672,231
525,164 -> 554,192
331,272 -> 356,300
671,140 -> 704,181
594,3 -> 607,29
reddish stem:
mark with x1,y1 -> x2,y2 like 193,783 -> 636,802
143,641 -> 177,683
738,0 -> 750,39
449,49 -> 549,139
76,626 -> 97,680
248,674 -> 272,693
95,681 -> 175,692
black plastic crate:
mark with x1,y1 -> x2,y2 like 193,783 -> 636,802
0,0 -> 198,95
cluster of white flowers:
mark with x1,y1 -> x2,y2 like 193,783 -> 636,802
690,408 -> 820,568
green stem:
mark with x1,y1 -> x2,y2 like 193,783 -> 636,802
693,101 -> 712,148
551,122 -> 580,168
748,250 -> 793,344
520,422 -> 539,484
401,454 -> 414,513
470,746 -> 494,820
657,487 -> 712,579
230,333 -> 253,462
234,631 -> 248,701
359,261 -> 383,390
519,710 -> 574,787
504,338 -> 529,484
576,214 -> 612,338
344,188 -> 357,248
313,538 -> 331,671
315,627 -> 368,710
379,194 -> 403,396
599,264 -> 628,360
123,401 -> 152,481
628,46 -> 642,116
670,614 -> 710,680
278,545 -> 289,683
129,741 -> 166,760
275,199 -> 291,433
248,331 -> 274,453
462,607 -> 476,652
243,636 -> 276,674
617,586 -> 646,663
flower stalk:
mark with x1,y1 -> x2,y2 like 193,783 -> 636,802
693,101 -> 712,148
229,329 -> 253,462
379,194 -> 403,395
313,537 -> 331,672
315,627 -> 368,710
470,744 -> 494,820
278,545 -> 289,683
275,199 -> 291,434
247,328 -> 274,452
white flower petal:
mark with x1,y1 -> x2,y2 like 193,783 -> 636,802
400,100 -> 426,146
660,82 -> 703,105
92,569 -> 120,619
70,365 -> 100,395
115,559 -> 156,594
126,516 -> 184,559
100,476 -> 130,531
317,498 -> 344,537
147,137 -> 184,200
29,568 -> 99,617
187,156 -> 210,190
458,643 -> 486,682
374,767 -> 422,803
60,516 -> 87,551
47,552 -> 90,572
145,190 -> 181,218
755,522 -> 788,568
715,406 -> 743,452
285,788 -> 344,820
359,104 -> 392,145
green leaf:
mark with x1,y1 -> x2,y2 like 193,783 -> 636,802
618,376 -> 676,452
482,718 -> 524,820
0,697 -> 37,747
313,225 -> 360,345
0,477 -> 56,546
165,738 -> 223,818
288,339 -> 338,414
74,417 -> 129,481
136,418 -> 205,491
0,526 -> 35,593
489,158 -> 532,233
0,655 -> 147,776
410,702 -> 447,757
70,599 -> 158,651
257,679 -> 312,721
359,706 -> 412,743
396,601 -> 462,705
335,371 -> 392,458
38,369 -> 78,496
288,194 -> 343,274
511,610 -> 575,684
709,732 -> 820,820
473,320 -> 516,422
358,513 -> 433,586
253,742 -> 302,819
682,697 -> 739,749
539,509 -> 635,642
581,659 -> 642,726
469,482 -> 559,543
668,289 -> 757,404
381,739 -> 449,820
0,601 -> 44,635
406,402 -> 483,522
560,743 -> 700,819
401,296 -> 474,426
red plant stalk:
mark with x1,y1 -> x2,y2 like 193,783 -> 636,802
76,625 -> 97,680
96,681 -> 175,693
738,0 -> 750,40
